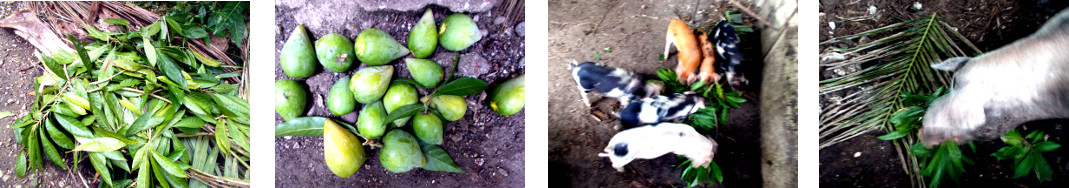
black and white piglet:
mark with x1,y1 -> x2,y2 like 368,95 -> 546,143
598,122 -> 717,172
921,8 -> 1069,147
711,20 -> 748,88
569,61 -> 664,106
618,92 -> 707,129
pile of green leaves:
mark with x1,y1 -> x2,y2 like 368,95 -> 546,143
654,68 -> 746,187
11,13 -> 249,188
910,141 -> 973,188
275,54 -> 483,174
154,1 -> 249,46
877,87 -> 973,188
992,129 -> 1061,182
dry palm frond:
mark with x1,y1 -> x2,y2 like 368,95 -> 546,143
818,14 -> 981,187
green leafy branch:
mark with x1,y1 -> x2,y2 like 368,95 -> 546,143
993,129 -> 1060,182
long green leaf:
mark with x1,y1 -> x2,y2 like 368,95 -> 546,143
54,114 -> 93,138
434,77 -> 488,96
384,104 -> 423,125
44,119 -> 75,149
73,137 -> 127,152
157,51 -> 187,90
152,150 -> 188,178
274,117 -> 358,137
216,119 -> 230,155
15,151 -> 27,177
90,152 -> 114,186
420,144 -> 465,173
39,129 -> 67,169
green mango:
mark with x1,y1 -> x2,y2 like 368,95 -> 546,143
490,74 -> 525,116
431,95 -> 467,121
315,33 -> 356,72
349,65 -> 394,104
327,77 -> 356,116
408,9 -> 437,58
323,119 -> 366,177
354,29 -> 409,65
383,82 -> 418,127
274,79 -> 308,121
439,13 -> 481,51
380,130 -> 425,173
412,112 -> 443,145
356,101 -> 387,139
404,58 -> 444,88
280,25 -> 318,78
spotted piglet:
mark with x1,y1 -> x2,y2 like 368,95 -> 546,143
598,123 -> 717,172
618,92 -> 707,130
712,21 -> 748,88
921,8 -> 1069,147
569,61 -> 664,106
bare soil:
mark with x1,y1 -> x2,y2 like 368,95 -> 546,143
547,0 -> 766,187
819,0 -> 1069,187
273,1 -> 526,187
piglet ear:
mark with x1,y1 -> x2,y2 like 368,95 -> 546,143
931,57 -> 971,72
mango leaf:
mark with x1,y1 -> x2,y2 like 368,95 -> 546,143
157,53 -> 188,90
15,151 -> 27,177
1034,141 -> 1061,153
215,119 -> 230,155
877,129 -> 911,140
104,18 -> 130,26
73,137 -> 126,152
44,119 -> 75,149
151,150 -> 188,178
54,114 -> 94,138
67,34 -> 92,69
384,104 -> 424,125
182,26 -> 208,39
190,49 -> 221,67
144,37 -> 158,66
136,154 -> 151,188
89,152 -> 113,186
1034,153 -> 1053,182
419,143 -> 465,173
274,117 -> 357,137
228,121 -> 250,152
1013,152 -> 1037,178
39,128 -> 67,169
209,93 -> 249,118
434,77 -> 487,96
174,117 -> 206,129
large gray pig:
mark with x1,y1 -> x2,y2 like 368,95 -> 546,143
921,8 -> 1069,147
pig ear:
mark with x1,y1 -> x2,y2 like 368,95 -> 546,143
931,57 -> 970,72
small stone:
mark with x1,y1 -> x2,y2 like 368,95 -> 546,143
853,152 -> 862,158
494,17 -> 507,25
829,22 -> 836,30
912,2 -> 923,11
459,53 -> 490,76
294,142 -> 301,149
474,157 -> 485,166
515,22 -> 525,37
868,5 -> 877,15
284,136 -> 292,140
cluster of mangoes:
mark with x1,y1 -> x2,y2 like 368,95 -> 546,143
275,9 -> 525,178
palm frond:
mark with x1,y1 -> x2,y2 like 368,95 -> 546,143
819,14 -> 982,187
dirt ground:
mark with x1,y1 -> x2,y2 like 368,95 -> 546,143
273,0 -> 525,187
0,2 -> 98,187
547,0 -> 768,187
819,0 -> 1069,187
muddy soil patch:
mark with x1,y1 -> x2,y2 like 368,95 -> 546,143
820,0 -> 1069,186
548,0 -> 766,187
273,0 -> 525,187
